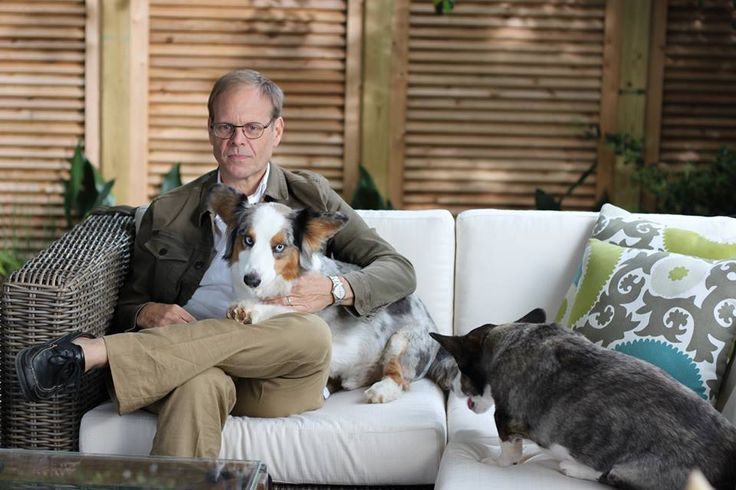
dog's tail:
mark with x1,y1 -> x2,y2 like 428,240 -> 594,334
426,346 -> 458,392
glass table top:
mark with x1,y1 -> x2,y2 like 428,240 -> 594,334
0,448 -> 269,489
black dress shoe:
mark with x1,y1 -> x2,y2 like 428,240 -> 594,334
15,331 -> 93,402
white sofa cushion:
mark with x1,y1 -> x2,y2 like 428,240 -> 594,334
81,380 -> 446,485
81,208 -> 455,485
436,393 -> 605,490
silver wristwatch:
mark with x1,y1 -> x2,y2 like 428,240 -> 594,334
329,275 -> 346,305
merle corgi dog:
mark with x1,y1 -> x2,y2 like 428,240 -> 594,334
207,183 -> 457,403
430,309 -> 736,490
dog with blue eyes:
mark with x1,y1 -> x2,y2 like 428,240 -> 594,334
207,183 -> 456,403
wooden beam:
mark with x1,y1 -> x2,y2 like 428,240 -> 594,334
341,0 -> 364,202
612,0 -> 653,211
596,0 -> 623,203
100,0 -> 149,206
361,0 -> 409,208
642,0 -> 668,211
387,0 -> 409,209
84,0 -> 100,167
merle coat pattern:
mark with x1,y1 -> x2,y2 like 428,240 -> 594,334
208,183 -> 457,403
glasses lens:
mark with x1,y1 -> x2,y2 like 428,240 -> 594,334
213,123 -> 234,139
244,123 -> 265,139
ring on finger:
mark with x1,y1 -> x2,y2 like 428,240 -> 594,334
286,296 -> 292,306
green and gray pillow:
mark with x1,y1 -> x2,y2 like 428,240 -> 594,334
556,204 -> 736,403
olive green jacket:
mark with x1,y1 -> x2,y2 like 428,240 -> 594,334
113,164 -> 416,332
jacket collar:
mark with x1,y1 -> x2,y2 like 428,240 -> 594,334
196,163 -> 290,226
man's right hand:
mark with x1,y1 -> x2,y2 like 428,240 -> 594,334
137,303 -> 196,329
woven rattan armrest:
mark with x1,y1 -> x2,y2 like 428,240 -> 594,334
0,210 -> 136,450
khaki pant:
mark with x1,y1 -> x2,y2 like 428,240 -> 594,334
103,312 -> 331,458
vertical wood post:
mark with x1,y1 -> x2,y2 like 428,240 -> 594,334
342,0 -> 364,201
596,0 -> 623,203
84,0 -> 100,167
642,0 -> 668,210
613,0 -> 653,211
100,0 -> 149,206
361,0 -> 409,208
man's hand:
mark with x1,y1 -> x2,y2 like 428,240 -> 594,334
262,271 -> 353,313
137,302 -> 196,329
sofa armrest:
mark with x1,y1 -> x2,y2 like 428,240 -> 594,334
0,211 -> 135,450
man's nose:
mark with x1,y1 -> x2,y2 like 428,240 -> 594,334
230,127 -> 248,144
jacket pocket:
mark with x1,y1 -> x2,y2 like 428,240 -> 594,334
144,231 -> 192,303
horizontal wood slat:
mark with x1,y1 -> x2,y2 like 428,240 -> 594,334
404,0 -> 605,212
0,0 -> 86,259
147,0 -> 352,198
658,1 -> 736,167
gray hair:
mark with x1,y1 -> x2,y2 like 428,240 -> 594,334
207,69 -> 284,121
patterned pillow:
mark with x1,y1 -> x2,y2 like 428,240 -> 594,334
557,205 -> 736,325
558,238 -> 736,403
592,203 -> 736,259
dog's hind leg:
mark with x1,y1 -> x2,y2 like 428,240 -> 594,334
364,332 -> 410,403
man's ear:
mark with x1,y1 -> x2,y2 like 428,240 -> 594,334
294,208 -> 348,257
207,183 -> 247,229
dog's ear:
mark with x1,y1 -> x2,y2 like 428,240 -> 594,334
515,308 -> 546,324
430,327 -> 488,365
294,208 -> 348,257
208,184 -> 247,229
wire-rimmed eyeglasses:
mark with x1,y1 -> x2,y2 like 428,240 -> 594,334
210,118 -> 275,140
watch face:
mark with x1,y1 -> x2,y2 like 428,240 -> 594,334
331,276 -> 345,301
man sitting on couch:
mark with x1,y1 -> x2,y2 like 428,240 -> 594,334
15,68 -> 416,458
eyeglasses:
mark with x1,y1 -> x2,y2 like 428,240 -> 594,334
210,118 -> 275,140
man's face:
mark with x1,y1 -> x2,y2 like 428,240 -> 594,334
208,84 -> 284,188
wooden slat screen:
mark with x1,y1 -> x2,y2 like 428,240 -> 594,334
403,0 -> 607,213
0,0 -> 87,257
658,0 -> 736,169
147,0 -> 353,199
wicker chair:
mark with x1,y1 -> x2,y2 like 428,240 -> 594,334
0,208 -> 136,450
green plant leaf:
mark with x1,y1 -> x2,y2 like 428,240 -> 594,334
351,164 -> 393,210
161,162 -> 183,194
535,189 -> 561,210
62,141 -> 115,227
432,0 -> 457,14
63,143 -> 86,228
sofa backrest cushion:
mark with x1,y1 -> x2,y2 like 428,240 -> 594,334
454,209 -> 598,336
357,209 -> 455,335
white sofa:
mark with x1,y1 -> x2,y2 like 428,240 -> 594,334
79,208 -> 736,489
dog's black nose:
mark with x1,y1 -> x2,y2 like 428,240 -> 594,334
243,273 -> 260,288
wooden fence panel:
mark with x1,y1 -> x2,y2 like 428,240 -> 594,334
656,0 -> 736,169
403,0 -> 608,213
147,0 -> 358,199
0,0 -> 89,257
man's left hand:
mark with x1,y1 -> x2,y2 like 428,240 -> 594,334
262,271 -> 352,312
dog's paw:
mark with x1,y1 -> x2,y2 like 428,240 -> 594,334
226,304 -> 252,324
494,439 -> 523,467
364,378 -> 403,403
558,460 -> 602,481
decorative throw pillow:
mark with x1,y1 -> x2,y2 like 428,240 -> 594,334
591,203 -> 736,259
558,238 -> 736,403
556,203 -> 736,324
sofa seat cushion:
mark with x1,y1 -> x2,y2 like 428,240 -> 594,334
80,379 -> 446,485
435,393 -> 605,489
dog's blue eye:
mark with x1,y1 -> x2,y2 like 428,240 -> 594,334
244,236 -> 254,247
274,243 -> 285,253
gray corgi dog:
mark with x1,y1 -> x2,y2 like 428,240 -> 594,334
430,309 -> 736,490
